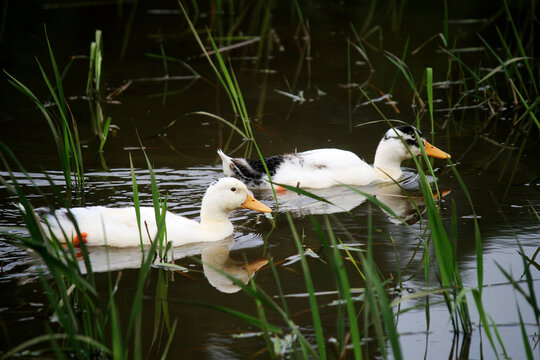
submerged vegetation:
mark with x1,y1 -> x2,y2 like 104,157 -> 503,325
0,0 -> 539,359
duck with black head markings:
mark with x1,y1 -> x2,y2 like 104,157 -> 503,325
218,125 -> 451,189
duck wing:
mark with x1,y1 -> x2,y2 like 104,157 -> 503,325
41,206 -> 231,247
218,149 -> 285,188
41,207 -> 155,246
272,149 -> 379,188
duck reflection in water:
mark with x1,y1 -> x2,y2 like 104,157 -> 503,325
265,180 -> 450,225
202,237 -> 267,293
376,185 -> 451,225
60,236 -> 267,294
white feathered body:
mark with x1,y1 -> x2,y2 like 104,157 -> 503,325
42,206 -> 233,247
34,177 -> 271,247
271,149 -> 380,188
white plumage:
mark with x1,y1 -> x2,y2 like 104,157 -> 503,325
37,177 -> 271,247
218,125 -> 450,189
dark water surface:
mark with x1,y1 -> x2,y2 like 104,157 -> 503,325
1,1 -> 539,359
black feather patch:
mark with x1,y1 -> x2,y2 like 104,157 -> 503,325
230,155 -> 286,186
34,207 -> 60,218
33,207 -> 71,225
384,125 -> 424,147
395,124 -> 423,138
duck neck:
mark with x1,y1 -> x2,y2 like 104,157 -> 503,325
201,243 -> 231,267
199,198 -> 233,231
373,141 -> 405,181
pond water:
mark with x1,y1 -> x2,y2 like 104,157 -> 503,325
1,1 -> 539,359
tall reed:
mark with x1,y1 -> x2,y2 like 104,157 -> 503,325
133,134 -> 171,260
177,0 -> 280,203
5,28 -> 84,192
86,29 -> 112,153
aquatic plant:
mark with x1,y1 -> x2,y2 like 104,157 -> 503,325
178,0 -> 280,203
4,28 -> 85,192
0,141 -> 176,359
131,134 -> 171,260
86,30 -> 112,154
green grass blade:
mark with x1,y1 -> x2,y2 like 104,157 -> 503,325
268,258 -> 290,316
472,289 -> 499,358
167,299 -> 282,334
439,47 -> 480,81
426,67 -> 434,132
286,213 -> 326,358
362,253 -> 403,359
137,133 -> 166,252
321,216 -> 362,359
188,111 -> 248,138
99,117 -> 112,152
337,239 -> 365,280
502,0 -> 538,96
87,41 -> 96,96
343,184 -> 418,228
3,72 -> 68,179
384,51 -> 416,91
510,84 -> 540,130
129,153 -> 144,251
109,297 -> 124,358
177,0 -> 227,89
488,314 -> 509,359
44,25 -> 68,116
477,57 -> 530,84
446,160 -> 483,291
518,307 -> 534,360
159,319 -> 178,360
251,276 -> 276,359
0,334 -> 112,360
274,183 -> 334,206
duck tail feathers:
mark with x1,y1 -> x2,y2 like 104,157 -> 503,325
14,202 -> 58,221
14,202 -> 27,215
216,149 -> 261,185
217,149 -> 230,162
217,149 -> 235,177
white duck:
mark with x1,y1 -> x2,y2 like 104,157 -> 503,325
218,125 -> 450,189
37,177 -> 271,247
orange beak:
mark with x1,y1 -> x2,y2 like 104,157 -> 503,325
424,140 -> 451,159
242,258 -> 269,276
241,194 -> 272,213
433,189 -> 452,200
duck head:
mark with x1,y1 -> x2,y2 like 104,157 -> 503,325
373,125 -> 451,181
201,178 -> 271,223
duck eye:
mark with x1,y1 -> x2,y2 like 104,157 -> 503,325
231,187 -> 236,192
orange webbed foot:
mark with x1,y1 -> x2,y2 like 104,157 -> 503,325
73,232 -> 88,246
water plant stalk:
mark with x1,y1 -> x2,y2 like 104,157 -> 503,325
5,27 -> 85,192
